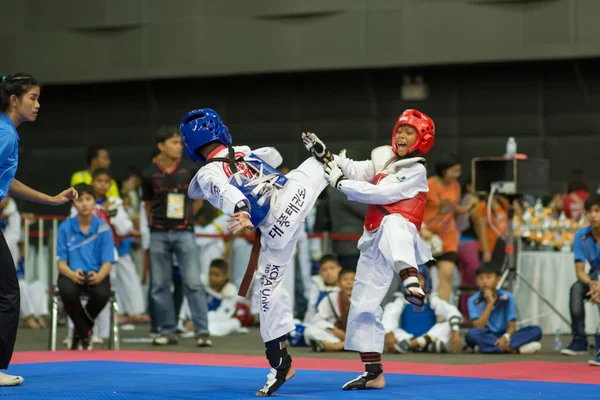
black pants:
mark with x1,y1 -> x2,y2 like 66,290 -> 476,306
0,229 -> 19,370
57,274 -> 110,338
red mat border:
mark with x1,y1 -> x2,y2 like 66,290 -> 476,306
10,351 -> 598,385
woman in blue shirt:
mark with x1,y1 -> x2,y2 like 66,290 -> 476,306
0,73 -> 77,386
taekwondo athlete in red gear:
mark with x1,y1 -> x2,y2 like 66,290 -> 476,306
302,109 -> 435,391
181,109 -> 328,396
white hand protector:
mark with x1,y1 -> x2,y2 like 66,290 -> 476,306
302,132 -> 331,163
324,160 -> 346,190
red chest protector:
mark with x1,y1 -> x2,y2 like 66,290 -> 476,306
363,173 -> 427,232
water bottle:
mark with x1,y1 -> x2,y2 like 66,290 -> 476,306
554,328 -> 563,351
506,137 -> 517,159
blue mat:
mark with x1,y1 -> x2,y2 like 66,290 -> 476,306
1,361 -> 597,399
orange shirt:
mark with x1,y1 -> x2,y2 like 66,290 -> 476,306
423,177 -> 461,253
475,197 -> 509,253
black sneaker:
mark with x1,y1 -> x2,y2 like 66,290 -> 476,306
196,333 -> 213,347
152,335 -> 178,346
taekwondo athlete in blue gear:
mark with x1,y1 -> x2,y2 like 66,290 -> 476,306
181,108 -> 329,396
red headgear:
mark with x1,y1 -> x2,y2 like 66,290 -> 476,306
391,109 -> 435,156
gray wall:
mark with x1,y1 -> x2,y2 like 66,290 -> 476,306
15,59 -> 600,215
3,0 -> 600,84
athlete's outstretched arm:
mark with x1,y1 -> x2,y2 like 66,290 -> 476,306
324,161 -> 428,205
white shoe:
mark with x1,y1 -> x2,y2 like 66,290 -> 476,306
91,336 -> 104,345
519,342 -> 542,354
62,336 -> 72,348
0,371 -> 24,386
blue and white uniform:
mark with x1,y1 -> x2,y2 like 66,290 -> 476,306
188,145 -> 327,342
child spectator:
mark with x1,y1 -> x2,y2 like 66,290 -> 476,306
304,269 -> 355,352
180,258 -> 246,336
303,254 -> 342,325
466,262 -> 542,354
382,266 -> 463,353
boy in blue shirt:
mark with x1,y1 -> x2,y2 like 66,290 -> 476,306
466,263 -> 542,354
561,194 -> 600,365
57,185 -> 115,350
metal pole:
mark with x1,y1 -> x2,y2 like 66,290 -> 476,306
51,218 -> 58,288
36,218 -> 43,283
23,220 -> 30,282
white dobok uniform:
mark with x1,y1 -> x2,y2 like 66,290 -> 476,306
332,146 -> 433,353
304,291 -> 347,344
382,294 -> 462,346
188,145 -> 327,342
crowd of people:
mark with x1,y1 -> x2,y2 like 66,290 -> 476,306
1,73 -> 599,395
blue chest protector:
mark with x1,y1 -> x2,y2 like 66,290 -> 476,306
227,152 -> 288,227
401,303 -> 437,337
206,294 -> 222,312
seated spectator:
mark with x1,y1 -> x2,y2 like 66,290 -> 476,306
466,263 -> 542,354
57,184 -> 115,350
71,145 -> 120,198
383,266 -> 462,354
304,269 -> 355,352
303,254 -> 342,324
180,259 -> 247,336
562,194 -> 600,356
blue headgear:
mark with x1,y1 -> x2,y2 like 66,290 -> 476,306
180,108 -> 231,162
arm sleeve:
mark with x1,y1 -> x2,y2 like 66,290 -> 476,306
468,294 -> 481,321
57,223 -> 68,261
139,205 -> 150,250
332,155 -> 374,182
110,205 -> 134,236
572,230 -> 585,263
252,147 -> 283,169
506,293 -> 517,322
187,167 -> 249,216
337,163 -> 429,205
141,170 -> 154,202
99,226 -> 116,264
430,296 -> 463,321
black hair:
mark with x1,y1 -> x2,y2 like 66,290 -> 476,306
74,184 -> 95,200
92,168 -> 112,180
319,254 -> 339,267
86,145 -> 109,166
584,193 -> 600,212
0,73 -> 40,113
338,269 -> 355,281
210,258 -> 229,273
566,169 -> 588,193
126,166 -> 142,180
434,153 -> 460,178
155,125 -> 180,145
475,262 -> 500,277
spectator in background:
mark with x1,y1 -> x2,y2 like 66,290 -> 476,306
57,184 -> 115,350
475,194 -> 509,263
71,145 -> 120,198
121,166 -> 143,226
561,194 -> 600,356
327,149 -> 367,271
563,169 -> 590,221
466,263 -> 542,354
423,154 -> 477,302
142,126 -> 209,347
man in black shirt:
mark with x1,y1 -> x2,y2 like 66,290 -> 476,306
142,126 -> 210,346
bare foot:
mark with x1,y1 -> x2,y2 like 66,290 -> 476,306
37,316 -> 47,328
24,316 -> 40,329
255,366 -> 296,397
365,373 -> 385,389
